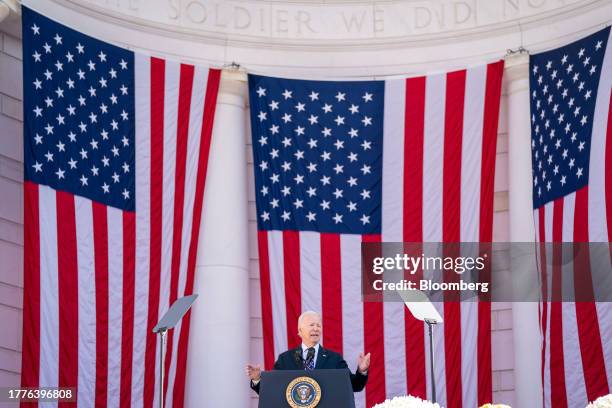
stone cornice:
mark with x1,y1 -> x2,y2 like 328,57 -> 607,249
37,0 -> 609,51
0,0 -> 20,23
15,0 -> 612,76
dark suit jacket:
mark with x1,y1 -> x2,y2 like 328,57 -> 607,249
250,346 -> 368,394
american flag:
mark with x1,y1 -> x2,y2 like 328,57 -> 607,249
20,7 -> 220,407
249,60 -> 503,408
530,27 -> 612,407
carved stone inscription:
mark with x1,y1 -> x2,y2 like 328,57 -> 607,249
79,0 -> 583,40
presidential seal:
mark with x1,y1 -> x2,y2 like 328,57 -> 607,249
285,376 -> 322,408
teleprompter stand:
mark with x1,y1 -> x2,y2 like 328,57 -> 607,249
152,294 -> 199,408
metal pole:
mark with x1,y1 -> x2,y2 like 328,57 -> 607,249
426,320 -> 436,404
152,296 -> 199,407
160,329 -> 166,408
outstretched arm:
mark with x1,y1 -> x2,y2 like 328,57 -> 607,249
350,352 -> 370,392
337,352 -> 371,392
247,355 -> 285,394
246,364 -> 262,394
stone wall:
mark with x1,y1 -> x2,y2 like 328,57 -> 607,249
0,21 -> 24,408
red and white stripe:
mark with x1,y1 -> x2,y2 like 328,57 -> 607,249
20,55 -> 221,408
537,28 -> 612,408
256,60 -> 503,407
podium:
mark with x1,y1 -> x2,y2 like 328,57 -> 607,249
259,369 -> 356,408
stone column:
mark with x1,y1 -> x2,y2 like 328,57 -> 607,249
185,69 -> 250,407
505,53 -> 543,408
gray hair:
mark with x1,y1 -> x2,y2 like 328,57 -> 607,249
297,311 -> 321,329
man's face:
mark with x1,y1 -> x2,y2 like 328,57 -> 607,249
298,314 -> 322,347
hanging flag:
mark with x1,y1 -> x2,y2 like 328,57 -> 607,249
530,27 -> 612,407
249,59 -> 503,408
20,7 -> 220,407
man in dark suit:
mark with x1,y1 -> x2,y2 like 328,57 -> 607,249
246,311 -> 371,394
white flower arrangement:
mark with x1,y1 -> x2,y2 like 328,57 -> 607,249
586,394 -> 612,408
372,395 -> 442,408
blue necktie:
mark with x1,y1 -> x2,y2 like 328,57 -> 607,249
304,347 -> 315,370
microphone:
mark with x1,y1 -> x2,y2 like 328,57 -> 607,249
306,347 -> 315,362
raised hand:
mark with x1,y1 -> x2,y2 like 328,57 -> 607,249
245,364 -> 262,381
357,352 -> 371,373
